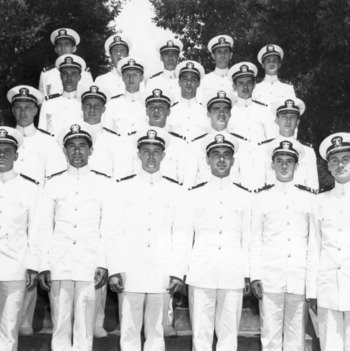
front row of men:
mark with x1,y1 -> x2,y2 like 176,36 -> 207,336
0,113 -> 349,351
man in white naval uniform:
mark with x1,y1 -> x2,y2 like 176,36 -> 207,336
38,28 -> 92,99
0,127 -> 40,351
106,127 -> 187,351
252,44 -> 296,106
184,132 -> 251,351
103,56 -> 148,134
95,34 -> 132,98
257,97 -> 319,192
39,54 -> 86,135
166,60 -> 209,142
250,139 -> 315,351
146,38 -> 183,103
38,122 -> 110,351
307,132 -> 350,351
227,62 -> 278,190
198,35 -> 234,103
6,85 -> 66,336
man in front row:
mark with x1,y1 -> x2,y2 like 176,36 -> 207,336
0,127 -> 40,351
106,127 -> 188,351
250,139 -> 315,351
184,132 -> 251,351
38,121 -> 110,351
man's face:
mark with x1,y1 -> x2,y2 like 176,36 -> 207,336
64,137 -> 93,168
161,50 -> 179,71
262,55 -> 281,76
276,112 -> 300,137
211,47 -> 232,69
122,69 -> 144,93
137,143 -> 165,174
178,72 -> 200,99
208,102 -> 231,131
60,67 -> 81,92
146,102 -> 170,128
328,151 -> 350,184
110,45 -> 128,68
206,146 -> 234,178
0,144 -> 18,173
233,76 -> 255,99
82,98 -> 106,125
54,38 -> 76,56
272,154 -> 298,182
12,101 -> 38,127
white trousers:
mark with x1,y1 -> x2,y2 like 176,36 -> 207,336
19,286 -> 37,330
260,292 -> 306,351
318,307 -> 350,351
50,280 -> 97,351
94,284 -> 107,329
119,292 -> 165,351
189,286 -> 243,351
0,280 -> 26,351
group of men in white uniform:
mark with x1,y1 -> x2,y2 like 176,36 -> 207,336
0,26 -> 349,351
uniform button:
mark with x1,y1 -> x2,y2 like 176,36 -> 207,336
220,216 -> 223,219
220,201 -> 223,205
0,210 -> 2,214
218,246 -> 221,250
338,248 -> 341,251
338,228 -> 342,232
286,222 -> 290,226
148,228 -> 151,231
73,240 -> 76,245
286,206 -> 289,210
73,224 -> 77,228
20,158 -> 24,162
338,265 -> 341,270
219,230 -> 222,234
75,191 -> 79,195
147,244 -> 151,248
74,207 -> 77,211
288,254 -> 291,258
288,238 -> 291,241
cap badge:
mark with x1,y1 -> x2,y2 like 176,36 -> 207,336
219,37 -> 226,44
114,36 -> 121,43
90,86 -> 98,94
59,29 -> 67,36
167,40 -> 174,47
128,59 -> 135,66
267,45 -> 275,52
331,136 -> 343,147
20,88 -> 29,96
285,99 -> 295,109
240,64 -> 248,72
0,129 -> 8,138
147,130 -> 157,139
70,124 -> 81,134
282,141 -> 292,149
153,89 -> 162,97
65,56 -> 73,64
218,91 -> 226,99
186,62 -> 194,69
215,134 -> 224,143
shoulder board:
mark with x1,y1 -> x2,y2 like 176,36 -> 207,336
254,184 -> 275,193
46,170 -> 67,180
295,184 -> 316,194
116,174 -> 137,182
128,131 -> 137,136
298,139 -> 313,148
46,93 -> 61,101
171,101 -> 179,108
150,71 -> 162,79
163,176 -> 181,185
192,133 -> 208,142
318,183 -> 335,194
19,174 -> 39,185
42,64 -> 55,72
233,182 -> 252,192
189,181 -> 207,191
258,138 -> 275,146
85,67 -> 90,72
37,128 -> 54,136
168,131 -> 186,140
278,78 -> 293,85
91,170 -> 111,178
111,94 -> 123,99
103,127 -> 120,136
230,132 -> 248,141
252,99 -> 268,107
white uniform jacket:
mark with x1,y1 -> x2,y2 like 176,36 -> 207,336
184,176 -> 251,289
14,124 -> 67,185
308,181 -> 350,311
104,170 -> 188,293
250,181 -> 316,295
38,92 -> 83,135
0,170 -> 40,280
252,75 -> 296,106
39,66 -> 93,99
37,165 -> 112,281
95,67 -> 125,98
